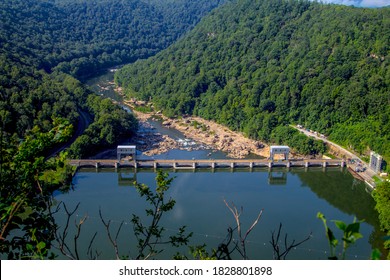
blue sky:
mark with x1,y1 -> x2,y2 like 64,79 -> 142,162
313,0 -> 390,7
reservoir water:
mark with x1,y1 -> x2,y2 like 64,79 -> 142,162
53,70 -> 385,260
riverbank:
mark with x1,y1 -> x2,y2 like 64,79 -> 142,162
123,99 -> 269,159
292,125 -> 378,187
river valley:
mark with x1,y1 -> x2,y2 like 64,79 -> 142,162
52,69 -> 386,260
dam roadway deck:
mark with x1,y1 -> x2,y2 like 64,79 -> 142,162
69,158 -> 346,170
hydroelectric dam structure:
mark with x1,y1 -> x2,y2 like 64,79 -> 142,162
69,158 -> 346,170
69,145 -> 346,171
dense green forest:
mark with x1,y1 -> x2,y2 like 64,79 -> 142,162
0,0 -> 227,78
373,181 -> 390,259
116,0 -> 390,162
67,94 -> 139,158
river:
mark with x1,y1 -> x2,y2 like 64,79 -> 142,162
52,69 -> 386,260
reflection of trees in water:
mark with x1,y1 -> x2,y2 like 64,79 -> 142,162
293,168 -> 386,257
293,169 -> 376,224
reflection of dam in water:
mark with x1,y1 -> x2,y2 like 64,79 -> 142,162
117,170 -> 289,186
268,171 -> 288,185
112,167 -> 349,187
117,171 -> 137,187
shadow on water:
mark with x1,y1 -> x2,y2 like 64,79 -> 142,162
292,168 -> 387,258
293,168 -> 378,226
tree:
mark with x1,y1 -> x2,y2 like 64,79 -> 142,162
130,171 -> 192,259
317,212 -> 364,260
372,181 -> 390,259
0,119 -> 75,259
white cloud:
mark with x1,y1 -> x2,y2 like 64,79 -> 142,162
318,0 -> 361,6
359,0 -> 390,7
311,0 -> 390,7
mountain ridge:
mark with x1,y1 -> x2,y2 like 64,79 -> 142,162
116,0 -> 390,162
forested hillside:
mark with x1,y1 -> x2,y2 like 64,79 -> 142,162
116,0 -> 390,162
1,0 -> 227,78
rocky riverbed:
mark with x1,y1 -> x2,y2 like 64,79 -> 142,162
124,99 -> 269,158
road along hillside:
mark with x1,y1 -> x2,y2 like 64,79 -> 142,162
291,125 -> 378,188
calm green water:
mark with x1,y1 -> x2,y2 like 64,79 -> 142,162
53,166 -> 383,260
52,70 -> 384,260
85,69 -> 122,102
